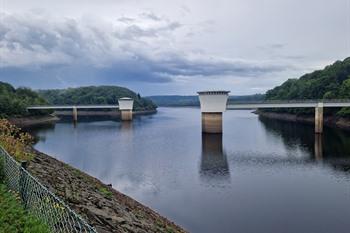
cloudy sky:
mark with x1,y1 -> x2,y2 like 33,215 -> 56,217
1,0 -> 349,95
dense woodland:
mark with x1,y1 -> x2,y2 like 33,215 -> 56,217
38,86 -> 157,111
265,57 -> 350,117
0,82 -> 49,118
0,83 -> 156,118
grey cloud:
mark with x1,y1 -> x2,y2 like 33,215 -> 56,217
269,43 -> 286,49
140,12 -> 163,21
0,11 -> 291,89
117,17 -> 136,23
115,22 -> 182,40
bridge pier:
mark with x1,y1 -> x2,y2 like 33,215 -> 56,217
72,106 -> 78,123
315,103 -> 323,134
118,98 -> 134,121
198,91 -> 230,134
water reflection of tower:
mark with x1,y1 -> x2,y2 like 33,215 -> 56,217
119,121 -> 134,146
120,121 -> 133,132
200,133 -> 230,182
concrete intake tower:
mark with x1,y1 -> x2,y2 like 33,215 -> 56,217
198,91 -> 230,134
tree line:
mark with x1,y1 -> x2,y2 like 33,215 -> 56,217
0,82 -> 49,118
265,57 -> 350,117
38,86 -> 157,111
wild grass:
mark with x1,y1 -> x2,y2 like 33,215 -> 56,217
0,164 -> 50,233
98,186 -> 113,198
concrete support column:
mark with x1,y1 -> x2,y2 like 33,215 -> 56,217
315,103 -> 324,134
72,106 -> 78,123
121,110 -> 133,121
118,98 -> 134,121
202,112 -> 223,133
198,91 -> 230,134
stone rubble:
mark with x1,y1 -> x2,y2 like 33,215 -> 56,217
27,148 -> 187,233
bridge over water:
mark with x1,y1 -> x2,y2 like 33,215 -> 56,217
27,105 -> 119,110
227,100 -> 350,109
27,92 -> 350,134
198,91 -> 350,134
27,98 -> 133,121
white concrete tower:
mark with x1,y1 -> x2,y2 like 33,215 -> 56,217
118,97 -> 134,121
198,91 -> 230,133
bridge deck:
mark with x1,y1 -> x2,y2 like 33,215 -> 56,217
227,101 -> 350,109
27,105 -> 119,110
27,100 -> 350,110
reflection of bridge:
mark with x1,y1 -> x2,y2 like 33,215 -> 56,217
198,91 -> 350,134
27,98 -> 134,122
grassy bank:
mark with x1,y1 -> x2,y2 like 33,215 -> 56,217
0,157 -> 50,233
0,183 -> 51,233
0,119 -> 50,232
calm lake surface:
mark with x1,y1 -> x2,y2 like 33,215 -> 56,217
30,108 -> 350,233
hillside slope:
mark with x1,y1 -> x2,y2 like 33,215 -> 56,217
265,57 -> 350,117
0,82 -> 49,118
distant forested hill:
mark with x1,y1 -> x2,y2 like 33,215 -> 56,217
0,82 -> 49,118
147,94 -> 265,107
265,57 -> 350,117
38,86 -> 157,111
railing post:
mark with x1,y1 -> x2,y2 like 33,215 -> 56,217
20,161 -> 28,208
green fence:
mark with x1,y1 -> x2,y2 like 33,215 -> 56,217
0,147 -> 97,233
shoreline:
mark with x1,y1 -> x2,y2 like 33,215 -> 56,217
256,110 -> 350,131
27,146 -> 186,233
8,109 -> 187,232
10,109 -> 157,128
9,115 -> 60,128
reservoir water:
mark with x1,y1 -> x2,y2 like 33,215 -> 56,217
30,108 -> 350,233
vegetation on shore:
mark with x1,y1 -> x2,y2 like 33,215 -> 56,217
264,57 -> 350,117
0,82 -> 50,118
0,125 -> 49,233
0,119 -> 34,162
38,86 -> 157,111
0,182 -> 51,233
0,82 -> 157,119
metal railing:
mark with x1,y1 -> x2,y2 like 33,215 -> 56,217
0,147 -> 97,233
227,99 -> 350,105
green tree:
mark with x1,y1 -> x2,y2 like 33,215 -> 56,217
264,57 -> 350,117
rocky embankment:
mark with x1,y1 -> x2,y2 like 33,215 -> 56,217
9,115 -> 60,128
27,148 -> 186,233
256,111 -> 350,131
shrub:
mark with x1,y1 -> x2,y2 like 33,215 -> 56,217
0,156 -> 3,182
0,119 -> 34,161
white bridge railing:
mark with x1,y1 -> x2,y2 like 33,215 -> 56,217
27,105 -> 119,110
227,99 -> 350,109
